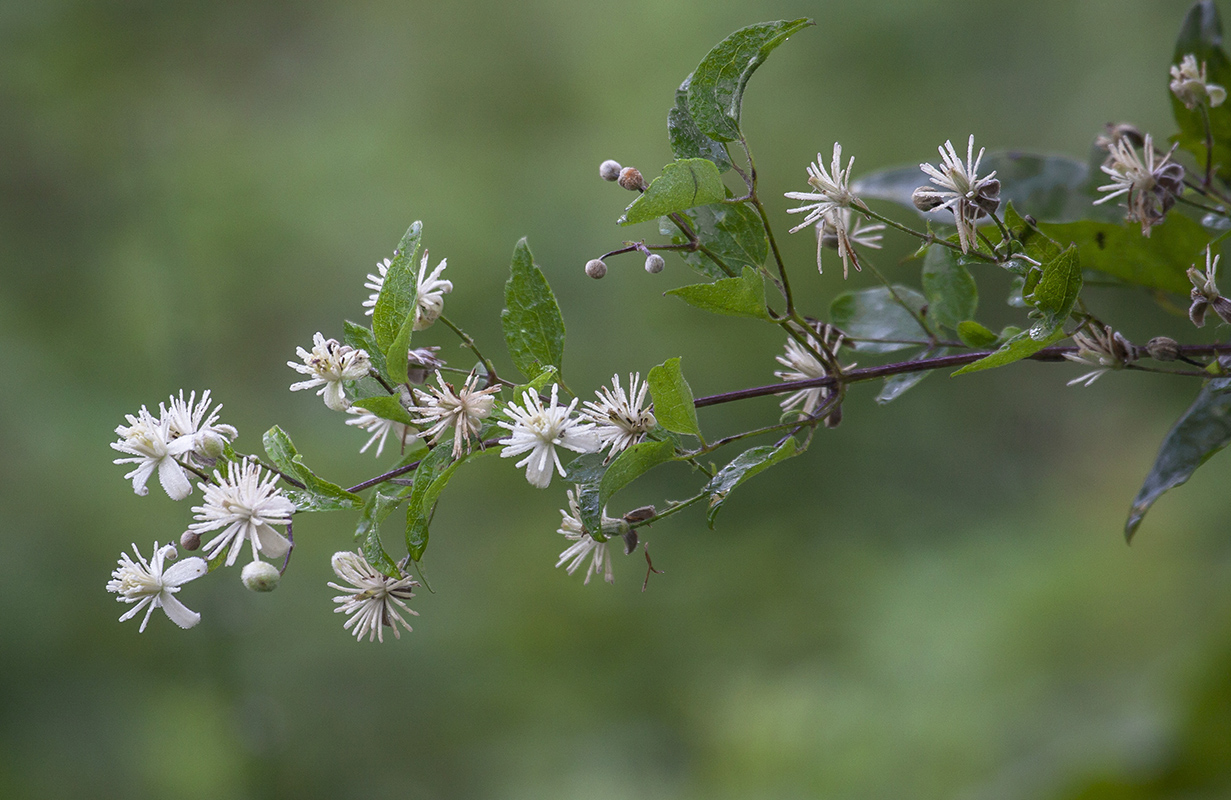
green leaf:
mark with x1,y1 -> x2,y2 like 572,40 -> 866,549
354,491 -> 405,577
667,74 -> 732,172
829,286 -> 930,353
659,194 -> 768,280
1172,1 -> 1231,183
647,357 -> 702,438
666,265 -> 770,320
600,439 -> 676,509
501,238 -> 565,380
511,365 -> 559,400
1127,374 -> 1231,540
619,158 -> 727,225
404,445 -> 487,561
951,327 -> 1068,376
372,222 -> 423,385
704,438 -> 801,527
262,426 -> 364,512
351,394 -> 415,426
1025,244 -> 1082,334
343,320 -> 388,385
876,347 -> 950,405
687,19 -> 814,143
956,320 -> 999,348
922,245 -> 978,331
1034,215 -> 1208,294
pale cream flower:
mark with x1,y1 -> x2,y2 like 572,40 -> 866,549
161,389 -> 237,460
498,385 -> 598,489
580,373 -> 656,459
288,332 -> 371,411
362,251 -> 453,331
106,542 -> 207,632
1094,133 -> 1184,237
1170,54 -> 1227,109
556,488 -> 614,585
915,135 -> 1001,253
187,460 -> 296,567
345,407 -> 418,458
328,551 -> 420,643
111,405 -> 195,500
411,370 -> 500,458
1063,325 -> 1137,387
774,325 -> 849,416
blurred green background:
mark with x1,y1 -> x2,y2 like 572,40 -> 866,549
4,0 -> 1231,798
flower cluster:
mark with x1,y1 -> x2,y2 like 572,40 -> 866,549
412,370 -> 500,458
785,143 -> 881,277
288,332 -> 371,411
187,459 -> 297,567
362,250 -> 453,331
556,488 -> 615,585
106,542 -> 207,632
774,325 -> 849,420
1188,246 -> 1231,327
1093,133 -> 1183,237
1170,53 -> 1227,110
913,135 -> 1001,254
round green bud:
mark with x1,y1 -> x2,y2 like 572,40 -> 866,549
241,560 -> 281,593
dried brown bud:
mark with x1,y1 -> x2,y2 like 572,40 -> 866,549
912,186 -> 944,212
622,528 -> 639,556
1145,337 -> 1181,361
1214,296 -> 1231,326
1096,123 -> 1146,153
1191,289 -> 1211,327
970,178 -> 1001,218
618,167 -> 645,191
623,505 -> 656,523
599,159 -> 622,181
824,404 -> 843,429
406,346 -> 444,385
585,259 -> 607,279
645,254 -> 665,274
180,531 -> 201,551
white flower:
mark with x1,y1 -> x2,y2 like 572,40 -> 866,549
327,551 -> 420,643
1093,133 -> 1184,237
362,251 -> 453,331
785,143 -> 873,278
106,542 -> 207,632
1063,325 -> 1137,387
111,405 -> 195,500
1170,54 -> 1227,110
580,373 -> 656,458
774,325 -> 849,416
556,488 -> 614,585
498,385 -> 598,489
344,407 -> 418,458
187,459 -> 296,567
813,208 -> 885,278
288,332 -> 371,411
161,389 -> 237,460
411,370 -> 500,458
1187,246 -> 1231,327
916,135 -> 1001,254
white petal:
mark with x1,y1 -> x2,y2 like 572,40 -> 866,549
157,458 -> 193,501
254,524 -> 291,558
162,557 -> 208,587
160,594 -> 202,630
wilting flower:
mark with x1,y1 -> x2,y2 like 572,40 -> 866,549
362,251 -> 453,331
161,389 -> 237,460
288,332 -> 371,411
774,325 -> 849,417
1170,54 -> 1227,110
411,370 -> 500,458
327,551 -> 419,643
187,459 -> 296,567
580,373 -> 656,459
1187,246 -> 1231,327
1063,324 -> 1137,387
111,406 -> 195,500
1093,133 -> 1184,237
556,488 -> 614,585
785,143 -> 875,277
405,346 -> 445,384
345,407 -> 419,458
814,209 -> 885,278
915,135 -> 1001,254
498,385 -> 598,489
106,542 -> 207,632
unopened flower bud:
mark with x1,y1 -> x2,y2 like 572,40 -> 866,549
912,186 -> 944,212
585,258 -> 607,279
241,560 -> 281,592
1096,123 -> 1145,153
618,167 -> 645,191
180,531 -> 201,551
645,254 -> 665,274
1145,336 -> 1181,361
623,505 -> 656,523
622,527 -> 639,555
599,159 -> 622,181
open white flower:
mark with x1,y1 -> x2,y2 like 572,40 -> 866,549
362,251 -> 453,331
1093,133 -> 1184,237
785,143 -> 874,277
345,407 -> 418,458
498,385 -> 598,489
411,370 -> 500,458
556,488 -> 614,585
580,373 -> 656,459
111,406 -> 195,500
915,135 -> 1001,253
106,542 -> 207,632
328,551 -> 419,643
774,325 -> 850,417
288,332 -> 371,411
187,459 -> 296,567
161,389 -> 237,460
814,208 -> 885,278
1170,54 -> 1227,110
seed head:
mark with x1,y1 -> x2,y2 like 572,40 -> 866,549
585,259 -> 608,279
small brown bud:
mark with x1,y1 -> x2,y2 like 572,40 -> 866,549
585,258 -> 607,279
971,178 -> 1001,217
622,528 -> 639,556
1145,336 -> 1181,361
599,159 -> 622,181
645,254 -> 665,274
912,186 -> 944,212
1096,123 -> 1145,152
623,505 -> 656,523
824,404 -> 843,429
618,167 -> 645,191
181,531 -> 201,551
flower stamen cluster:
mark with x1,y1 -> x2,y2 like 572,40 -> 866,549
498,385 -> 598,489
774,325 -> 850,419
106,542 -> 207,632
411,370 -> 501,458
362,251 -> 453,331
1063,325 -> 1138,387
187,459 -> 297,567
580,373 -> 656,459
288,332 -> 371,411
785,143 -> 876,277
914,135 -> 1001,254
328,551 -> 420,643
1093,133 -> 1184,237
1188,246 -> 1231,327
556,488 -> 615,585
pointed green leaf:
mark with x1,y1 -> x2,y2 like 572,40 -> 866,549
1026,244 -> 1082,331
666,265 -> 770,319
600,439 -> 676,508
1034,215 -> 1208,294
667,74 -> 732,172
351,394 -> 415,426
876,347 -> 950,405
922,245 -> 978,331
511,365 -> 559,400
647,357 -> 702,438
1172,1 -> 1231,182
659,193 -> 768,279
343,321 -> 388,385
951,327 -> 1068,376
619,158 -> 727,225
957,321 -> 999,348
404,444 -> 487,562
687,19 -> 814,143
829,286 -> 930,353
1127,374 -> 1231,540
501,238 -> 565,380
262,426 -> 363,511
372,222 -> 423,385
705,438 -> 801,527
355,490 -> 405,576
